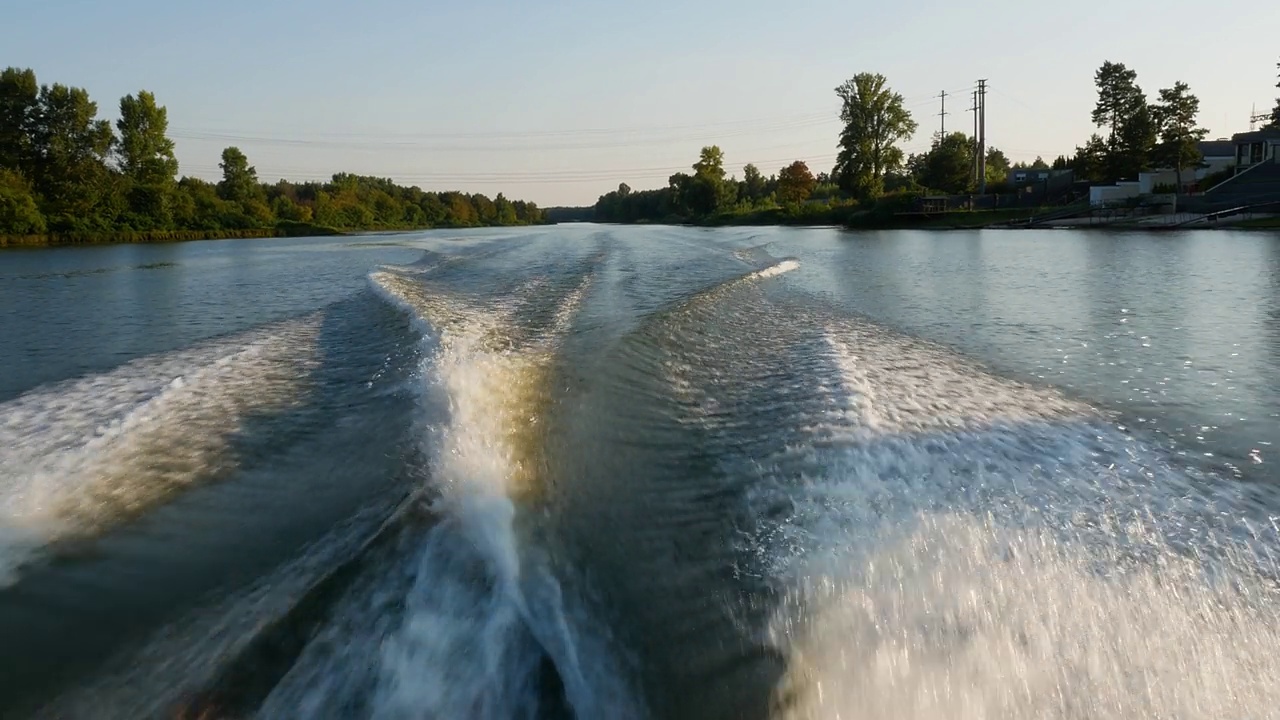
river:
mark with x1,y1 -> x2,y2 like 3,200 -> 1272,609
1,226 -> 1278,719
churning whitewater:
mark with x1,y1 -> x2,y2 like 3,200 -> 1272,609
3,226 -> 1279,720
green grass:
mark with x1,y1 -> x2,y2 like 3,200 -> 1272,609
0,223 -> 345,249
843,207 -> 1053,230
1230,216 -> 1280,229
700,203 -> 861,227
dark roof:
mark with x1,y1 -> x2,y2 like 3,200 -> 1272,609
1231,128 -> 1280,143
1198,140 -> 1235,157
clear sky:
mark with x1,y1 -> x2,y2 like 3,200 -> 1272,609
5,0 -> 1277,206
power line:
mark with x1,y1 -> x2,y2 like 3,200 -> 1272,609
938,90 -> 949,137
169,117 -> 843,154
169,110 -> 839,143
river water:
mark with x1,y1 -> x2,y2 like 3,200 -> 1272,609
1,226 -> 1279,719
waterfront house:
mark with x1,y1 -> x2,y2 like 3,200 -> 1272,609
1232,128 -> 1280,168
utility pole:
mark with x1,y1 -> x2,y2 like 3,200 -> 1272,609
971,89 -> 980,187
938,90 -> 949,138
977,79 -> 988,194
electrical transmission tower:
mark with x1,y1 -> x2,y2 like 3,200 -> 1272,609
1250,103 -> 1269,131
977,79 -> 988,194
938,90 -> 949,138
970,90 -> 979,186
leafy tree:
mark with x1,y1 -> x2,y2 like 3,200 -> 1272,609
443,192 -> 477,226
471,193 -> 497,224
1092,62 -> 1143,143
116,91 -> 177,185
695,145 -> 735,212
29,83 -> 117,230
419,193 -> 446,225
1091,61 -> 1155,180
217,146 -> 261,204
693,145 -> 725,182
0,168 -> 45,234
777,160 -> 816,204
174,176 -> 226,229
986,147 -> 1011,185
1113,102 -> 1157,180
742,163 -> 766,203
1069,134 -> 1109,183
917,132 -> 974,193
116,91 -> 178,227
1270,58 -> 1280,128
494,192 -> 517,225
834,73 -> 918,198
676,146 -> 734,215
0,67 -> 39,174
271,194 -> 312,223
1051,155 -> 1070,170
1151,81 -> 1207,191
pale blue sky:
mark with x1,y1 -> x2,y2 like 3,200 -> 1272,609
5,0 -> 1276,205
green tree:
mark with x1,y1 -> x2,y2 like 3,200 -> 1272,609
0,67 -> 39,175
776,160 -> 816,204
1270,58 -> 1279,128
834,73 -> 918,198
682,146 -> 733,215
1092,62 -> 1143,143
985,147 -> 1011,185
0,168 -> 45,234
494,192 -> 517,225
443,192 -> 477,226
174,176 -> 226,229
918,132 -> 974,193
217,146 -> 261,204
1070,134 -> 1110,183
1091,61 -> 1155,180
271,194 -> 311,223
471,193 -> 497,224
693,145 -> 725,182
742,163 -> 766,203
30,83 -> 117,230
1151,81 -> 1207,191
1113,102 -> 1157,180
116,91 -> 179,227
116,91 -> 177,185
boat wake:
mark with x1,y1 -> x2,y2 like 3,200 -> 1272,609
750,321 -> 1280,719
13,234 -> 1280,720
0,318 -> 321,586
252,265 -> 641,719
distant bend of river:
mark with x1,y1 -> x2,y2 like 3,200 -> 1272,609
1,226 -> 1279,719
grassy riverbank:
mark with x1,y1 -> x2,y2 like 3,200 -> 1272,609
0,222 -> 344,249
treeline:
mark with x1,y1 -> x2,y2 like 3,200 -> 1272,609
0,67 -> 544,240
594,73 -> 1047,224
596,59 -> 1280,225
1052,62 -> 1206,186
595,148 -> 846,224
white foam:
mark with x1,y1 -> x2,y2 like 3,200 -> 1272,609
0,318 -> 321,585
345,269 -> 638,719
752,258 -> 800,280
746,321 -> 1280,720
771,512 -> 1280,720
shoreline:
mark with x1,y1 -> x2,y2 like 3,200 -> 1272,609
0,221 -> 556,250
0,225 -> 343,250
